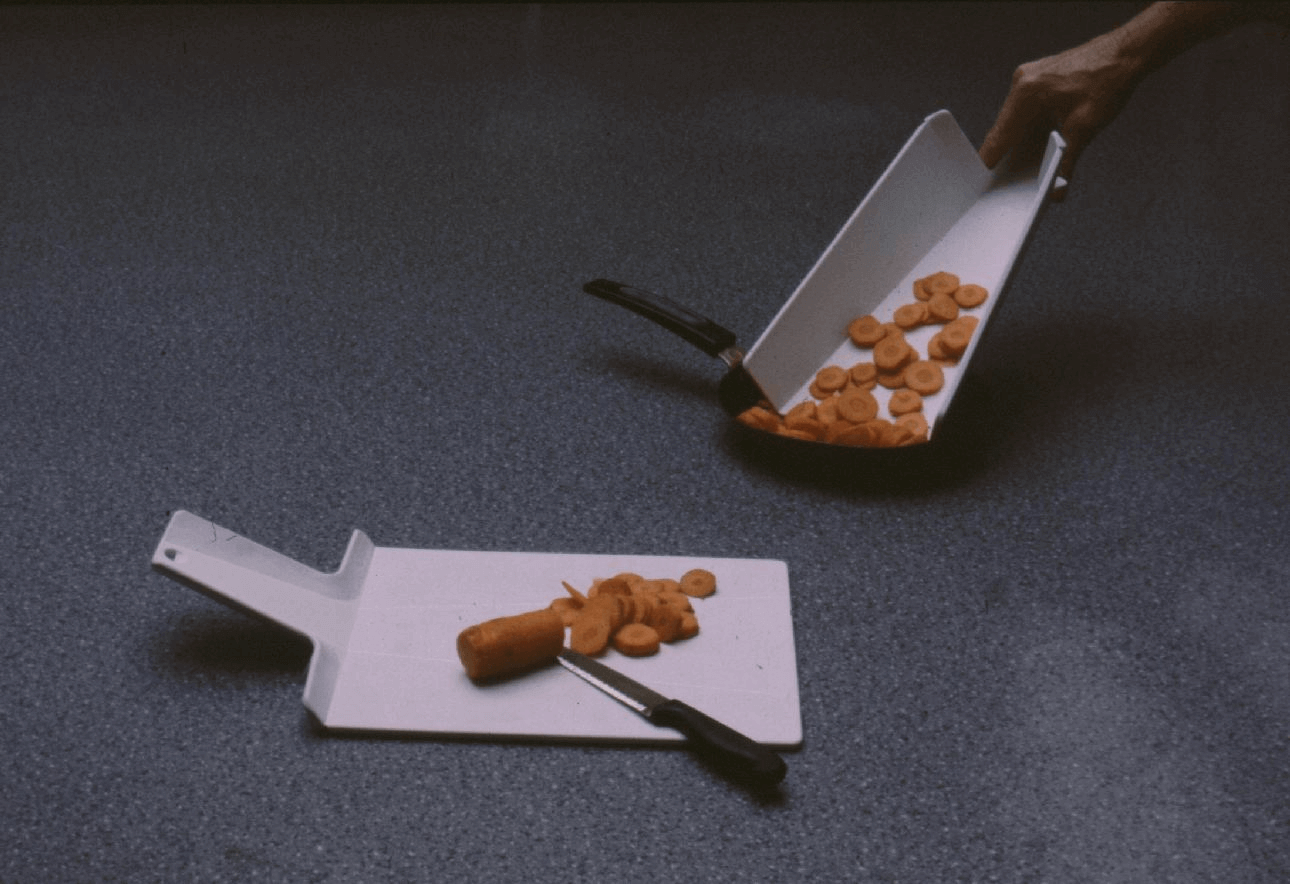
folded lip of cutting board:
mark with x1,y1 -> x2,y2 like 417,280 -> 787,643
150,510 -> 803,748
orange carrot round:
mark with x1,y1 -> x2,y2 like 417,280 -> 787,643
873,335 -> 912,372
953,283 -> 988,307
926,291 -> 959,323
889,389 -> 923,416
836,389 -> 878,423
893,302 -> 927,330
814,365 -> 849,394
737,406 -> 781,432
904,360 -> 945,395
613,622 -> 661,657
847,315 -> 886,347
849,362 -> 878,388
924,271 -> 960,296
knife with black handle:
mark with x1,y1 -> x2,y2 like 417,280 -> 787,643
558,649 -> 787,786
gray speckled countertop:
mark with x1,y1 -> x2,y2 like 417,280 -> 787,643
3,4 -> 1288,882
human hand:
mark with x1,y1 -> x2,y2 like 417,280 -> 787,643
979,28 -> 1143,201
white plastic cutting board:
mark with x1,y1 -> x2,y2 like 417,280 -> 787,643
151,511 -> 801,748
743,109 -> 1065,434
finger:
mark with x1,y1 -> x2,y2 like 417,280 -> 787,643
978,87 -> 1037,169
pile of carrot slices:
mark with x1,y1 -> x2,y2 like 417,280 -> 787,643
736,272 -> 989,447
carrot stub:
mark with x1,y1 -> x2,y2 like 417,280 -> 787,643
457,608 -> 566,681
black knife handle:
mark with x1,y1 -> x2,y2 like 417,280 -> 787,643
583,279 -> 739,359
650,698 -> 787,786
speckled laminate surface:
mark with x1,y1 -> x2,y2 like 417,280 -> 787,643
2,4 -> 1288,882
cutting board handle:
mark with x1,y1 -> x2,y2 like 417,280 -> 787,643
150,510 -> 370,648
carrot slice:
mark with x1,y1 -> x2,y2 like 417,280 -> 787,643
829,423 -> 869,446
904,360 -> 945,395
612,622 -> 662,657
893,302 -> 928,330
677,614 -> 700,640
737,406 -> 781,432
875,369 -> 907,390
926,291 -> 959,323
679,568 -> 717,598
836,389 -> 878,423
815,396 -> 841,425
569,595 -> 621,655
924,271 -> 960,296
895,412 -> 929,440
873,335 -> 912,372
591,577 -> 632,598
847,315 -> 886,347
940,316 -> 977,355
657,591 -> 693,613
849,362 -> 878,388
644,603 -> 685,642
814,365 -> 849,394
926,334 -> 956,363
889,389 -> 923,416
953,283 -> 988,307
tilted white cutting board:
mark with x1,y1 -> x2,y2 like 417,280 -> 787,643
151,511 -> 802,748
744,109 -> 1065,432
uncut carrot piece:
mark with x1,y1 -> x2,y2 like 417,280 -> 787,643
457,608 -> 565,681
849,362 -> 878,388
